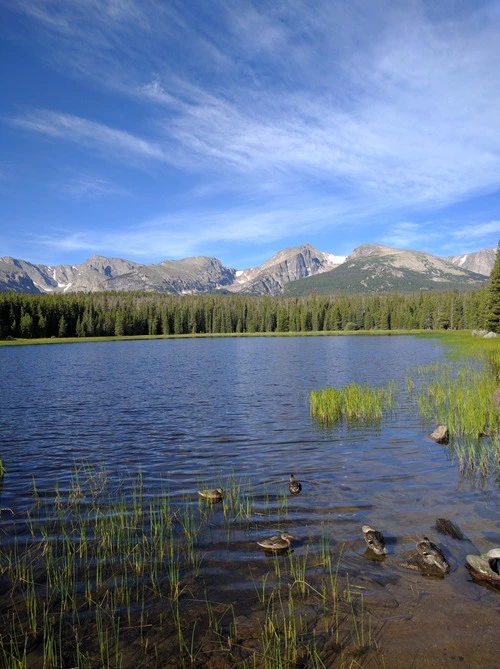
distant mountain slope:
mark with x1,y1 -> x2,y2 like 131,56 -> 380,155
0,255 -> 237,295
0,244 -> 343,296
229,244 -> 344,295
0,257 -> 78,294
445,248 -> 496,276
283,244 -> 488,296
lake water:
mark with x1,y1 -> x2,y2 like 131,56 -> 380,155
0,336 -> 499,667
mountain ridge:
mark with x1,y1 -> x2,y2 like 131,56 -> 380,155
0,244 -> 495,296
284,245 -> 490,296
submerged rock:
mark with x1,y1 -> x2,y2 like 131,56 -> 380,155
435,518 -> 464,541
430,425 -> 449,444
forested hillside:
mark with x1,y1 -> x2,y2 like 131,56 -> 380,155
0,289 -> 490,339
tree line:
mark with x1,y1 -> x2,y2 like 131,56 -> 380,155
0,288 -> 494,339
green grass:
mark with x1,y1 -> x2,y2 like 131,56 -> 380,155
409,331 -> 500,475
306,330 -> 500,476
309,381 -> 396,426
0,467 -> 374,668
0,329 -> 434,346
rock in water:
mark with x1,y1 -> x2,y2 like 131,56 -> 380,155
430,425 -> 449,444
435,518 -> 464,540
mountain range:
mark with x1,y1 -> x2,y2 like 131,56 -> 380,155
0,244 -> 495,297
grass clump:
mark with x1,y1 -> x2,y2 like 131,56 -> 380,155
415,362 -> 500,475
309,382 -> 396,426
418,365 -> 500,439
411,333 -> 500,476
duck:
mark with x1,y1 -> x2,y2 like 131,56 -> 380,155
416,536 -> 450,573
256,532 -> 294,552
197,488 -> 224,503
362,525 -> 388,555
288,473 -> 302,495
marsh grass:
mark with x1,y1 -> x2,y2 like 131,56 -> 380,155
413,342 -> 500,475
307,331 -> 500,478
0,467 -> 375,668
309,382 -> 396,426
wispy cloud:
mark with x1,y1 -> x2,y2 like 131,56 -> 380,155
3,0 -> 500,262
10,109 -> 166,163
381,222 -> 435,250
58,175 -> 128,200
382,219 -> 500,255
15,2 -> 500,204
449,221 -> 500,243
30,196 -> 368,263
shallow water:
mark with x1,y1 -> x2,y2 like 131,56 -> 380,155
0,336 -> 499,667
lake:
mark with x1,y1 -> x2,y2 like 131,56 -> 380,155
0,336 -> 498,668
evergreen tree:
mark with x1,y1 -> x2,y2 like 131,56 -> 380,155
58,315 -> 68,338
20,311 -> 33,338
487,241 -> 500,333
37,313 -> 47,337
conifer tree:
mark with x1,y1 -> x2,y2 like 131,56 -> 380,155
487,241 -> 500,333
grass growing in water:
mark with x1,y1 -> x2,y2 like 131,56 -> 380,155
409,332 -> 500,476
309,381 -> 396,425
0,467 -> 374,668
415,362 -> 500,475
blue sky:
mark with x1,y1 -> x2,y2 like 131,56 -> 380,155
1,0 -> 500,269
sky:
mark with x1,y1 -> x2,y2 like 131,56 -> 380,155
1,0 -> 500,270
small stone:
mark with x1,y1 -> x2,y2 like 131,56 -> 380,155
430,425 -> 449,444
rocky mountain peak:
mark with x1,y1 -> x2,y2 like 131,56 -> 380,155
349,244 -> 396,259
445,248 -> 496,276
0,243 -> 494,296
230,244 -> 344,295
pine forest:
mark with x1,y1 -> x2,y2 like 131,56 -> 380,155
0,288 -> 493,340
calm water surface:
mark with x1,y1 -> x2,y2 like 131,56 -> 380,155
0,336 -> 499,667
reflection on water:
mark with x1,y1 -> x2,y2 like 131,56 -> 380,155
0,336 -> 499,667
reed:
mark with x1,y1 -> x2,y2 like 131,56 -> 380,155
416,356 -> 500,474
251,570 -> 270,604
0,466 -> 379,668
223,475 -> 256,525
309,381 -> 396,425
288,546 -> 309,596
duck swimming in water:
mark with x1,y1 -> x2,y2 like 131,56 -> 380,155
362,525 -> 388,555
257,532 -> 294,552
288,473 -> 302,495
198,488 -> 224,503
416,536 -> 450,573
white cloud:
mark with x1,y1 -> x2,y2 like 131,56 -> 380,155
8,1 -> 500,211
29,196 -> 365,263
450,221 -> 500,241
381,222 -> 433,249
10,110 -> 166,163
381,220 -> 500,255
58,175 -> 128,200
4,0 -> 500,261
